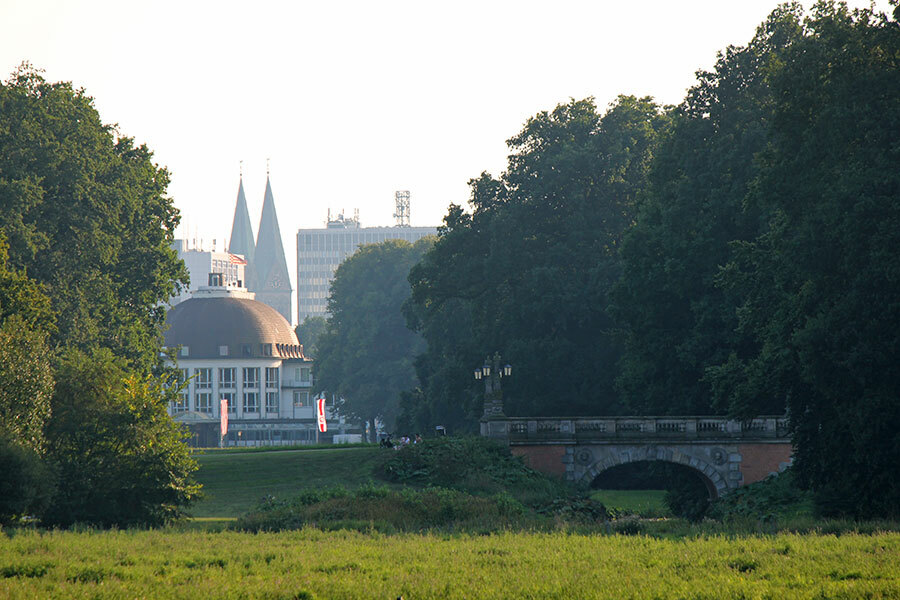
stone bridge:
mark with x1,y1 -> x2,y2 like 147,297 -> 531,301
481,416 -> 792,498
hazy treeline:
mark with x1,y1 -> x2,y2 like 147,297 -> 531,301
0,65 -> 199,527
320,2 -> 898,518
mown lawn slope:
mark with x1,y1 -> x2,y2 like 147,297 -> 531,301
191,447 -> 386,518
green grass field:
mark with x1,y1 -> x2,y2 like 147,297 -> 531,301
3,446 -> 899,598
590,489 -> 669,517
1,528 -> 898,599
190,447 -> 388,518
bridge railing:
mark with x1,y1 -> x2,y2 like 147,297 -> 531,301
498,416 -> 789,442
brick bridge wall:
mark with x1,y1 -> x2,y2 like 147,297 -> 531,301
511,441 -> 792,497
487,416 -> 792,498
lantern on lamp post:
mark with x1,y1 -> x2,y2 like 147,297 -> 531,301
476,352 -> 511,419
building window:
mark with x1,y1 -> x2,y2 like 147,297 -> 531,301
195,368 -> 212,389
180,346 -> 189,357
265,367 -> 279,388
172,397 -> 188,414
172,371 -> 189,414
221,391 -> 236,413
243,367 -> 259,388
196,392 -> 212,413
266,391 -> 279,414
260,343 -> 272,357
219,345 -> 229,357
243,391 -> 259,413
300,367 -> 311,383
219,367 -> 235,388
293,390 -> 308,407
242,344 -> 252,357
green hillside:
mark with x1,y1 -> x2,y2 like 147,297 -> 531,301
190,446 -> 386,518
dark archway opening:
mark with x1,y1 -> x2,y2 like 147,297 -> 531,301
590,460 -> 713,521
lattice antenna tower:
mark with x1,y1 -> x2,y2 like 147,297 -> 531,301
394,190 -> 411,227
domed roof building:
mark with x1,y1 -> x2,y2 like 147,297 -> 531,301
165,290 -> 302,360
163,275 -> 346,447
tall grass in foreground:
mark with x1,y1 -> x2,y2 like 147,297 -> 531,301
1,529 -> 897,599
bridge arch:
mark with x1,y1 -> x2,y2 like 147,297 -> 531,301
578,447 -> 725,498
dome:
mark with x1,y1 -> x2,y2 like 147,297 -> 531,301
164,296 -> 301,359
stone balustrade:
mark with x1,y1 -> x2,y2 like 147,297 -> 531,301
485,416 -> 789,442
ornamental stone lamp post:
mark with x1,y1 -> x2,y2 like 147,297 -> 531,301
477,352 -> 512,440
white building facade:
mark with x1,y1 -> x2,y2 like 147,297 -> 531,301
168,239 -> 247,307
164,282 -> 352,447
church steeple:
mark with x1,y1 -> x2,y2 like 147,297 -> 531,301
227,176 -> 257,290
254,175 -> 293,323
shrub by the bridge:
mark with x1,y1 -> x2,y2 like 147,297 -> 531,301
380,436 -> 566,506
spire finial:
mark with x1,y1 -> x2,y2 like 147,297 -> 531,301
239,159 -> 243,178
266,157 -> 270,176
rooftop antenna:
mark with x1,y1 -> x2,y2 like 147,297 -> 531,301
394,190 -> 410,227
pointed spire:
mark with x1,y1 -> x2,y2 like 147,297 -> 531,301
228,175 -> 257,290
255,175 -> 293,323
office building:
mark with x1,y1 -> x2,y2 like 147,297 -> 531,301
296,211 -> 436,321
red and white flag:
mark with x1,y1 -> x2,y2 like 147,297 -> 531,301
228,253 -> 248,265
317,397 -> 327,433
220,399 -> 229,437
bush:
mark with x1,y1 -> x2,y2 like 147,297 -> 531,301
0,432 -> 55,524
42,349 -> 200,528
381,436 -> 566,504
708,469 -> 811,523
234,485 -> 551,533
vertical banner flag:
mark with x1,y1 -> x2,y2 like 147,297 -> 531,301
317,397 -> 327,433
220,399 -> 229,438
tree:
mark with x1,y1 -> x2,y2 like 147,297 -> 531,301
405,97 -> 667,431
0,233 -> 55,453
0,65 -> 199,527
314,238 -> 433,440
295,316 -> 326,359
0,64 -> 187,371
709,2 -> 900,517
0,238 -> 56,522
611,5 -> 802,415
43,348 -> 200,528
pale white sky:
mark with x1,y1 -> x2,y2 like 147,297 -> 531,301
2,0 -> 891,323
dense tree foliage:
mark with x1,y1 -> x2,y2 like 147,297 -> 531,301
295,316 -> 327,359
404,97 -> 667,432
399,2 -> 899,518
0,431 -> 55,525
0,234 -> 55,454
611,6 -> 803,416
0,65 -> 198,527
707,2 -> 900,517
315,239 -> 433,440
0,64 -> 187,371
43,349 -> 200,528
